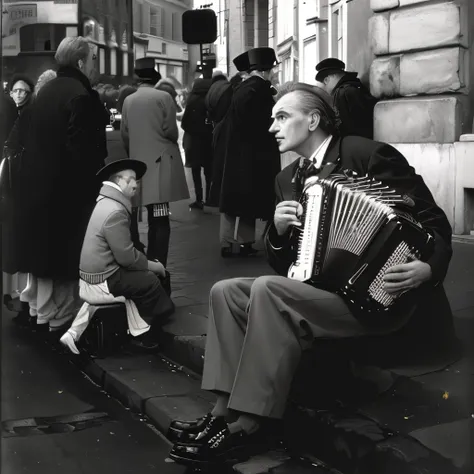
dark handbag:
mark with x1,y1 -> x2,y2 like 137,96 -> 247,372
80,303 -> 129,358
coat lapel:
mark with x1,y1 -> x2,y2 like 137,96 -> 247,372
98,185 -> 132,215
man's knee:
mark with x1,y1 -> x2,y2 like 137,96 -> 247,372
210,278 -> 238,300
251,275 -> 287,296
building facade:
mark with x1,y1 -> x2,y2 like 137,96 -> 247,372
369,0 -> 474,235
133,0 -> 192,86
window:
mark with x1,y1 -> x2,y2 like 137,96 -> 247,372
150,6 -> 165,37
123,52 -> 129,76
303,37 -> 317,83
20,24 -> 66,52
99,48 -> 105,74
171,12 -> 180,41
331,4 -> 343,60
110,48 -> 117,75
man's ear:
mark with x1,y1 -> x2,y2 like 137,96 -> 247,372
308,112 -> 320,131
78,59 -> 84,70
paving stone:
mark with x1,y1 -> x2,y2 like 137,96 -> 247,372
389,2 -> 466,54
409,418 -> 473,469
144,394 -> 213,434
163,308 -> 208,337
103,366 -> 201,413
95,354 -> 169,373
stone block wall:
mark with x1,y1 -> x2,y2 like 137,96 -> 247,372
368,0 -> 473,143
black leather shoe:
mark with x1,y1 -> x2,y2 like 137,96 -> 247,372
168,413 -> 213,440
169,416 -> 227,445
169,426 -> 269,467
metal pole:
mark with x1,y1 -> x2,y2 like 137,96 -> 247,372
0,0 -> 4,86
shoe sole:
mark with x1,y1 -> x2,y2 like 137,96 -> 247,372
169,442 -> 266,467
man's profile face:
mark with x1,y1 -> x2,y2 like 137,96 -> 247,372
116,169 -> 138,199
80,43 -> 99,84
269,92 -> 312,153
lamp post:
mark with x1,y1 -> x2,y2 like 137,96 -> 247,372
0,0 -> 4,86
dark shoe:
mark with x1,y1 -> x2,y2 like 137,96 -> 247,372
12,307 -> 31,327
189,201 -> 204,210
169,415 -> 226,444
239,245 -> 258,257
168,412 -> 213,438
220,246 -> 233,258
169,426 -> 269,466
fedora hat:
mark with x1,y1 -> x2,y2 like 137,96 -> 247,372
97,159 -> 147,183
247,47 -> 278,71
315,58 -> 345,81
134,57 -> 162,83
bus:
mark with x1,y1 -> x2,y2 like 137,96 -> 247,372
1,0 -> 134,88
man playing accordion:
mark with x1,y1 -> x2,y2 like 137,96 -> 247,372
168,82 -> 457,466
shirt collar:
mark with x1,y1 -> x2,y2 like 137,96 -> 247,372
102,181 -> 123,194
308,135 -> 333,170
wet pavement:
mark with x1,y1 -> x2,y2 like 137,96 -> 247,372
1,311 -> 187,474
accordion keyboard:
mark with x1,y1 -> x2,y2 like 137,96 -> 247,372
288,183 -> 324,282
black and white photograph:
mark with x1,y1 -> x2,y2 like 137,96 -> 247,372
1,0 -> 472,473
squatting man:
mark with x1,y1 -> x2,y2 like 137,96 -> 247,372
61,159 -> 174,354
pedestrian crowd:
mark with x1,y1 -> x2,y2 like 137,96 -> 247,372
1,34 -> 459,469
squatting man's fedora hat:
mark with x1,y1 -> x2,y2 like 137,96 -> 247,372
315,58 -> 346,81
96,159 -> 147,183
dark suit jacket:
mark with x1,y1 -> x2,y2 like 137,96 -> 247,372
264,136 -> 458,365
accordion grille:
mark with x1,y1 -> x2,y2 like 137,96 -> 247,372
368,240 -> 418,307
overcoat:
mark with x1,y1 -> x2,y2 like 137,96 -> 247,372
214,76 -> 281,220
265,135 -> 459,366
181,79 -> 213,169
121,86 -> 189,206
332,73 -> 377,139
10,66 -> 109,280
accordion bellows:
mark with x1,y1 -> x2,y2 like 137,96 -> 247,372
288,174 -> 434,319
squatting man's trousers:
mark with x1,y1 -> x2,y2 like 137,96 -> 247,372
201,276 -> 392,419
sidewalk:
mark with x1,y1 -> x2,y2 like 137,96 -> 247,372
92,132 -> 473,473
74,192 -> 473,474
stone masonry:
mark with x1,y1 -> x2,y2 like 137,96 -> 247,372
368,0 -> 474,235
369,0 -> 472,143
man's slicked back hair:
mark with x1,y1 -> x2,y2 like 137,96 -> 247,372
276,82 -> 340,136
55,36 -> 91,68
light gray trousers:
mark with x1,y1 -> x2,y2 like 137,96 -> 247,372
201,275 -> 371,419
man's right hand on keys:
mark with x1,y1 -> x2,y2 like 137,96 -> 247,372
274,201 -> 304,235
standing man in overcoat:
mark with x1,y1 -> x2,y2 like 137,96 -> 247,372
316,58 -> 377,139
217,47 -> 281,258
121,58 -> 189,267
14,36 -> 109,331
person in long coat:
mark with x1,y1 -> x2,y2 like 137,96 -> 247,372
316,58 -> 377,139
121,58 -> 189,267
181,78 -> 213,209
2,71 -> 56,322
216,48 -> 281,258
168,82 -> 458,466
205,73 -> 240,209
12,37 -> 108,331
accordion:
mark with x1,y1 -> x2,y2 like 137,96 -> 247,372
288,174 -> 434,320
